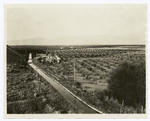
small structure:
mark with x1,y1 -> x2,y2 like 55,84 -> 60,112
28,53 -> 32,63
54,54 -> 61,63
37,54 -> 47,58
35,53 -> 61,64
70,46 -> 74,50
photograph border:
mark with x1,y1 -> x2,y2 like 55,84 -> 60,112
1,0 -> 149,120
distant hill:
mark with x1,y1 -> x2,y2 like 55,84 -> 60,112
7,32 -> 146,45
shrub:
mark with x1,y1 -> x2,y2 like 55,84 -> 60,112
107,60 -> 146,108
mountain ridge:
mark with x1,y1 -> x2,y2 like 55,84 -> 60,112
7,32 -> 146,45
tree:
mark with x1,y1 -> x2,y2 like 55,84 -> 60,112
107,60 -> 146,107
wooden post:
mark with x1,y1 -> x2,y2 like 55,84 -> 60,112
74,62 -> 76,84
120,100 -> 124,114
122,100 -> 124,106
141,106 -> 143,113
120,106 -> 121,114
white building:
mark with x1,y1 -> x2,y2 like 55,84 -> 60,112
36,53 -> 61,63
28,53 -> 32,63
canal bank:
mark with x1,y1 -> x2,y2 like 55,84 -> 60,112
29,63 -> 103,114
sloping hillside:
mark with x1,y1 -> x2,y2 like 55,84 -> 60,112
7,45 -> 27,65
6,45 -> 80,114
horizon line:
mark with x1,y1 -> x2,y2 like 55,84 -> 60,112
8,44 -> 145,46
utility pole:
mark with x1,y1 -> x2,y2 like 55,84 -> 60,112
74,62 -> 76,84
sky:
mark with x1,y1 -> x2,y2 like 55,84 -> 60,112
6,4 -> 147,45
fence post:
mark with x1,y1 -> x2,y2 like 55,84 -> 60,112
141,106 -> 143,113
122,100 -> 124,106
120,106 -> 121,114
120,100 -> 124,113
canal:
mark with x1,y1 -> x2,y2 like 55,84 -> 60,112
29,63 -> 103,114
